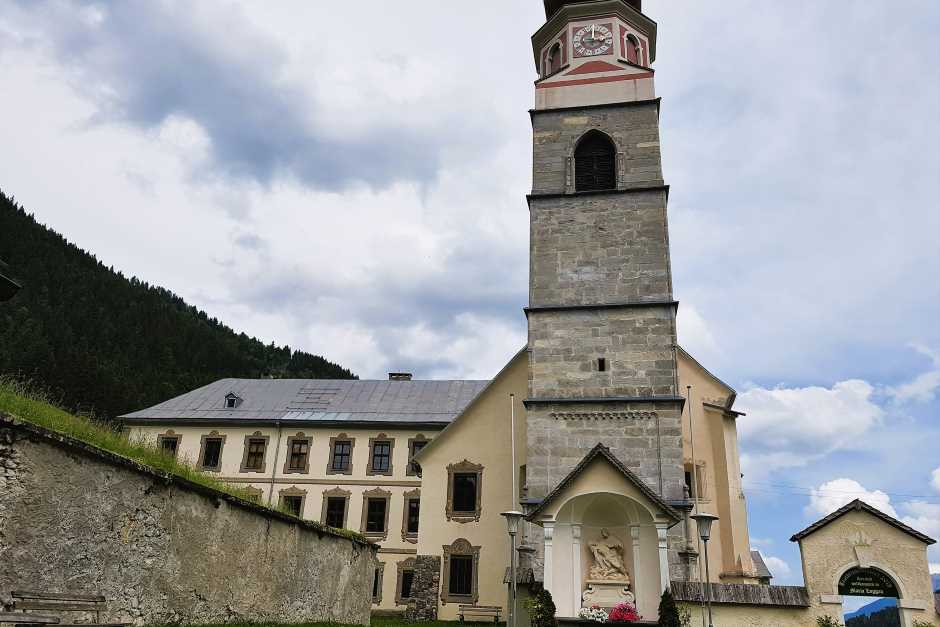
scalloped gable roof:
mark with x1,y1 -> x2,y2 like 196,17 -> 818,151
790,499 -> 936,545
526,442 -> 681,523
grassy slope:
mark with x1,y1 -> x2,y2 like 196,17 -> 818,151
0,379 -> 367,543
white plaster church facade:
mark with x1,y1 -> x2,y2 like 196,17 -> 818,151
124,1 -> 938,625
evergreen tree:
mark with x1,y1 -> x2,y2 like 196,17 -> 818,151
657,588 -> 682,627
524,587 -> 557,627
0,190 -> 356,419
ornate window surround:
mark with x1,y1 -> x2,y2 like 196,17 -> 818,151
239,431 -> 270,473
197,431 -> 226,472
406,434 -> 429,477
360,487 -> 392,541
372,561 -> 386,604
395,557 -> 417,605
440,538 -> 480,605
326,434 -> 356,475
157,430 -> 181,459
278,486 -> 307,518
283,432 -> 312,474
242,485 -> 263,503
446,459 -> 484,523
401,488 -> 421,543
366,433 -> 395,476
320,486 -> 351,528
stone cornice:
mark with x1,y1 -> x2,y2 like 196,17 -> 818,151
525,300 -> 678,315
527,184 -> 669,203
528,96 -> 660,117
524,395 -> 685,407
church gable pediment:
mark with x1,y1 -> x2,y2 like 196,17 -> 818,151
526,443 -> 681,523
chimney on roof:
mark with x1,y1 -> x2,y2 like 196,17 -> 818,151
388,372 -> 413,381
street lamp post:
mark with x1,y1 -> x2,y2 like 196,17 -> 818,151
691,513 -> 719,627
502,511 -> 525,627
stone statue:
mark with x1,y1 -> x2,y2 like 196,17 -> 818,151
588,528 -> 628,581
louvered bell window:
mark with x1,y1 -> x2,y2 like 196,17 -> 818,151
575,131 -> 616,191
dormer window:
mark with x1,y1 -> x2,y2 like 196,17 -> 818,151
224,393 -> 242,409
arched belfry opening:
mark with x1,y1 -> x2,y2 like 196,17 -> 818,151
547,42 -> 562,76
574,130 -> 616,192
625,34 -> 641,65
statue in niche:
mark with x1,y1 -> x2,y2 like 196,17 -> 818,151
588,528 -> 628,581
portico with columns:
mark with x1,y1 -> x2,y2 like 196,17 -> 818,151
526,444 -> 682,618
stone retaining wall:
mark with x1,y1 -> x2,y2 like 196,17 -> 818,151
0,415 -> 376,625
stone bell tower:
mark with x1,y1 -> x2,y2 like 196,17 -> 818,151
524,0 -> 686,576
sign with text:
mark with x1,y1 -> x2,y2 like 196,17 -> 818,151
837,568 -> 900,598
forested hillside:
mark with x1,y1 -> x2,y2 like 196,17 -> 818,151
0,190 -> 355,419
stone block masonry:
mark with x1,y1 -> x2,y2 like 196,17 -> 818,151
531,100 -> 664,194
525,401 -> 685,503
528,305 -> 678,398
0,415 -> 376,625
528,189 -> 672,306
405,555 -> 441,621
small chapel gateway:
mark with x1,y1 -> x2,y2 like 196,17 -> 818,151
123,1 -> 938,625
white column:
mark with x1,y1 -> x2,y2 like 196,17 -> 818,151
571,524 -> 583,612
543,522 -> 555,598
656,523 -> 670,592
631,525 -> 642,611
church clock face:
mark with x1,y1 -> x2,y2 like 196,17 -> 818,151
573,23 -> 614,57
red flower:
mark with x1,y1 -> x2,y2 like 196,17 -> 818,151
607,602 -> 642,623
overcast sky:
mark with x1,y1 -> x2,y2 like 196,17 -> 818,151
1,0 -> 938,591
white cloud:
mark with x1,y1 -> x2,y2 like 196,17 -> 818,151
900,501 -> 940,546
676,303 -> 719,363
932,467 -> 940,494
762,556 -> 792,579
888,344 -> 940,404
929,563 -> 940,575
736,380 -> 883,480
808,478 -> 897,518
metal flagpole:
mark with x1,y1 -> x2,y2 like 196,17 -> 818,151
687,385 -> 707,627
509,393 -> 517,627
511,393 -> 517,505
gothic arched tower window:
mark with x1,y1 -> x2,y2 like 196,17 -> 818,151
574,130 -> 616,191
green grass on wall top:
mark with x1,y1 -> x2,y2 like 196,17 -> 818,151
146,619 -> 506,627
0,378 -> 368,545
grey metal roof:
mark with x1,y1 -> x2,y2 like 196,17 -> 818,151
120,378 -> 490,426
751,550 -> 773,580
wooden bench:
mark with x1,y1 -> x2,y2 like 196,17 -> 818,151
458,604 -> 502,623
2,591 -> 125,627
